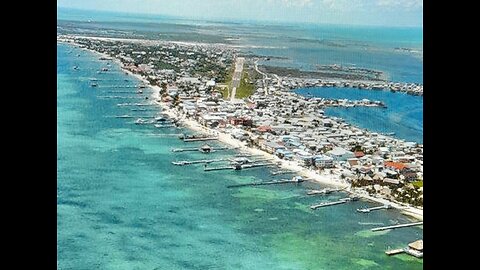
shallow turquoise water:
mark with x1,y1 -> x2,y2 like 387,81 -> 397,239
295,87 -> 423,143
57,43 -> 423,269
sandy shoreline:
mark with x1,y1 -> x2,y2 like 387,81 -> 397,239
62,41 -> 423,221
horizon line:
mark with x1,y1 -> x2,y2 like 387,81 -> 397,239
57,6 -> 423,29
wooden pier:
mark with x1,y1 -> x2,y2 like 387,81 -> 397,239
227,177 -> 305,188
117,103 -> 153,107
172,158 -> 225,166
205,162 -> 275,172
307,187 -> 346,196
183,137 -> 219,142
96,85 -> 139,88
310,199 -> 348,210
371,222 -> 423,232
171,146 -> 230,153
271,170 -> 292,175
357,204 -> 392,213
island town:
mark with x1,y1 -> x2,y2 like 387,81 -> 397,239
58,34 -> 423,224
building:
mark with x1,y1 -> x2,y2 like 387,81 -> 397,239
327,147 -> 355,161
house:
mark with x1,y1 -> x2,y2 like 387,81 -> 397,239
327,147 -> 355,161
383,178 -> 401,185
315,155 -> 334,168
260,140 -> 286,154
276,148 -> 294,160
384,161 -> 407,171
229,117 -> 253,127
257,125 -> 273,133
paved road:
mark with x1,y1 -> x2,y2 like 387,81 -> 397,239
254,59 -> 269,96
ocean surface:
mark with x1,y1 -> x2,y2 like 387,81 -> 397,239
57,42 -> 423,269
294,87 -> 423,143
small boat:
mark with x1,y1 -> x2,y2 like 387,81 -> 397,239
91,83 -> 98,87
73,65 -> 79,70
102,68 -> 109,72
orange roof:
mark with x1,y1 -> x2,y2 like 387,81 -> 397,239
384,161 -> 407,170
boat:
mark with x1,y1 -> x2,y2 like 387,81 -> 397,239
73,65 -> 79,70
90,83 -> 98,87
102,67 -> 109,72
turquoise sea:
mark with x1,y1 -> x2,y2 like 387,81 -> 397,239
294,87 -> 423,143
57,42 -> 423,269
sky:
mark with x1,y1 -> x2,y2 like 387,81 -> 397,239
57,0 -> 423,27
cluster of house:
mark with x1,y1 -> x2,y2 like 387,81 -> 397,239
59,35 -> 423,207
255,75 -> 423,96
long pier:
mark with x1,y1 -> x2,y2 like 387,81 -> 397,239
357,204 -> 392,213
307,187 -> 345,196
271,170 -> 292,175
171,146 -> 230,152
183,137 -> 219,142
310,199 -> 348,210
371,222 -> 423,232
172,158 -> 225,166
117,103 -> 153,107
98,96 -> 141,99
227,177 -> 305,188
96,85 -> 140,88
204,162 -> 275,172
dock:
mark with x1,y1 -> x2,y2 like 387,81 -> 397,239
117,103 -> 153,107
310,199 -> 348,210
307,187 -> 346,196
371,222 -> 423,232
385,249 -> 405,256
227,176 -> 305,188
310,196 -> 359,210
357,204 -> 392,213
171,146 -> 230,153
205,162 -> 275,171
171,158 -> 225,166
271,170 -> 292,175
183,137 -> 219,142
385,239 -> 423,258
96,85 -> 139,88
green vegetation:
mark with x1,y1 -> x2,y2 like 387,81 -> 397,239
412,180 -> 423,188
235,69 -> 255,98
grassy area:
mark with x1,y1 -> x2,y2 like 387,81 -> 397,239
235,69 -> 255,98
217,65 -> 234,99
218,62 -> 256,99
412,180 -> 423,188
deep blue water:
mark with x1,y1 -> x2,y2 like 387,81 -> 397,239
57,43 -> 423,269
295,87 -> 423,143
